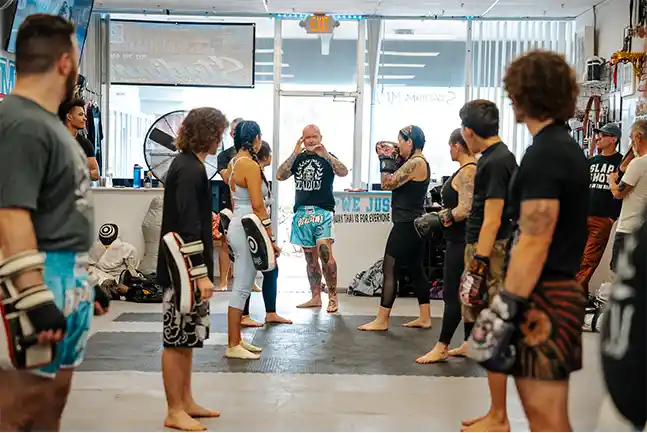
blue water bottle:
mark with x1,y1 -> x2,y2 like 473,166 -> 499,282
133,164 -> 142,188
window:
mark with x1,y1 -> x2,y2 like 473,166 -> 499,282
469,20 -> 576,159
108,16 -> 275,180
370,20 -> 468,184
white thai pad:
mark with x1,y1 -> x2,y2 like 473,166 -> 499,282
0,251 -> 56,370
241,214 -> 276,272
219,209 -> 235,262
162,233 -> 208,315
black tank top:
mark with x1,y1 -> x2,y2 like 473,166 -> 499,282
391,156 -> 431,223
441,162 -> 476,242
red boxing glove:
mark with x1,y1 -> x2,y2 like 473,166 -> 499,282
376,141 -> 400,173
460,255 -> 489,306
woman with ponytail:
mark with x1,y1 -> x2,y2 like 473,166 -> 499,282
226,121 -> 281,359
240,140 -> 293,327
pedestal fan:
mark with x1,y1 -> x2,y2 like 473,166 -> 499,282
143,110 -> 220,184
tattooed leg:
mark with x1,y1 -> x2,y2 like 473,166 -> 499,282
297,247 -> 323,308
318,241 -> 339,313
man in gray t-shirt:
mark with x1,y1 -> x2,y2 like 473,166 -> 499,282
0,14 -> 101,432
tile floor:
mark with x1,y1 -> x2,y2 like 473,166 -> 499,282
61,290 -> 629,431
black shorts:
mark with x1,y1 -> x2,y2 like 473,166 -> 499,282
385,222 -> 425,261
510,280 -> 586,381
162,285 -> 210,349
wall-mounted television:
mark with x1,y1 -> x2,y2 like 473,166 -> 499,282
4,0 -> 95,58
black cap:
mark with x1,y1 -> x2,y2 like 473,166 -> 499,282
594,123 -> 622,139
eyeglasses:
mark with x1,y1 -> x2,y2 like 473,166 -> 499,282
596,132 -> 614,138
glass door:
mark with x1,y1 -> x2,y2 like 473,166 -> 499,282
274,93 -> 356,280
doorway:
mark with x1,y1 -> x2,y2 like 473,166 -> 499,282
273,91 -> 356,284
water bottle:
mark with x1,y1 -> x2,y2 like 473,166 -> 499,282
133,164 -> 142,188
106,172 -> 113,188
143,171 -> 152,188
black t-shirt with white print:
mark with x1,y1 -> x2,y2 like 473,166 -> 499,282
291,152 -> 335,213
588,152 -> 623,219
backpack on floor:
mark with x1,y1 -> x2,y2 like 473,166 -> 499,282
348,259 -> 383,296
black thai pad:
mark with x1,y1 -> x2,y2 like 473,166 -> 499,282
162,233 -> 208,314
219,209 -> 235,262
0,251 -> 56,370
241,214 -> 276,272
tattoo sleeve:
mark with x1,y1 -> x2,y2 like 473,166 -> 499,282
504,199 -> 559,298
451,167 -> 475,222
381,158 -> 421,190
275,152 -> 299,181
324,154 -> 349,177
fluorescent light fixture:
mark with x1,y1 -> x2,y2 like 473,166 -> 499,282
382,51 -> 439,57
255,72 -> 294,78
364,63 -> 426,68
255,62 -> 290,67
256,49 -> 277,53
364,75 -> 415,79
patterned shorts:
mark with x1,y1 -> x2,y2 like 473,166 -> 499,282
510,280 -> 586,380
162,285 -> 210,349
462,240 -> 508,323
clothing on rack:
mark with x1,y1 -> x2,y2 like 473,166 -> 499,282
85,104 -> 103,174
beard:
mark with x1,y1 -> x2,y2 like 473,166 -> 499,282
59,69 -> 78,108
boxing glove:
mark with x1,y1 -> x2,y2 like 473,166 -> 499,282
375,141 -> 401,173
414,212 -> 444,243
437,208 -> 454,227
15,286 -> 67,343
460,255 -> 489,306
467,290 -> 527,374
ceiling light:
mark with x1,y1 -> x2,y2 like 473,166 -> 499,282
364,63 -> 426,68
482,0 -> 502,17
382,51 -> 439,57
364,75 -> 415,80
281,74 -> 294,78
255,62 -> 289,67
255,72 -> 273,76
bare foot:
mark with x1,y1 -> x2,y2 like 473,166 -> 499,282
265,313 -> 293,324
326,296 -> 339,313
449,342 -> 469,358
164,410 -> 206,431
240,316 -> 264,327
184,403 -> 220,419
358,319 -> 388,331
416,345 -> 448,364
402,318 -> 432,328
461,413 -> 510,432
253,284 -> 261,292
216,284 -> 227,292
297,297 -> 322,308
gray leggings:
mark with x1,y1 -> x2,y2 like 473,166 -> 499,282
227,219 -> 257,310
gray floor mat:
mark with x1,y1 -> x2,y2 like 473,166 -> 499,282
81,313 -> 484,377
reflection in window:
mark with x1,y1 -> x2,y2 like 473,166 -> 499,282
469,20 -> 576,160
371,20 -> 468,185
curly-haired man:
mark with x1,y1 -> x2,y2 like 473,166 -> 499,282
467,50 -> 589,431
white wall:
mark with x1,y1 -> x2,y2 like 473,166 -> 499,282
595,0 -> 643,59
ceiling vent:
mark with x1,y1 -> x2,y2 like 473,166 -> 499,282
394,29 -> 414,35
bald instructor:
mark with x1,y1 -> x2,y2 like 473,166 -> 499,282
276,125 -> 349,313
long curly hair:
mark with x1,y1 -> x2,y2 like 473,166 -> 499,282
503,50 -> 579,122
175,107 -> 229,154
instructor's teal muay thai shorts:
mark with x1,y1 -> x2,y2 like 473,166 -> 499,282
290,205 -> 335,248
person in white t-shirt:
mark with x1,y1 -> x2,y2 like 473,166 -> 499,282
608,119 -> 647,272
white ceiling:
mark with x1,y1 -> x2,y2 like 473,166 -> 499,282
95,0 -> 602,18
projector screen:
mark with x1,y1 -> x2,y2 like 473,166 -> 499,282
109,20 -> 256,88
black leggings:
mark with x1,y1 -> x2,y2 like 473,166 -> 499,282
381,222 -> 429,308
242,266 -> 278,316
439,240 -> 473,345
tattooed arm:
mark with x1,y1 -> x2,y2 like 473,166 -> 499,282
381,158 -> 425,190
504,199 -> 559,298
275,152 -> 299,181
451,165 -> 476,222
320,152 -> 349,177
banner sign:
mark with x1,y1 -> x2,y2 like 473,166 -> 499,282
0,55 -> 16,97
334,194 -> 392,224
